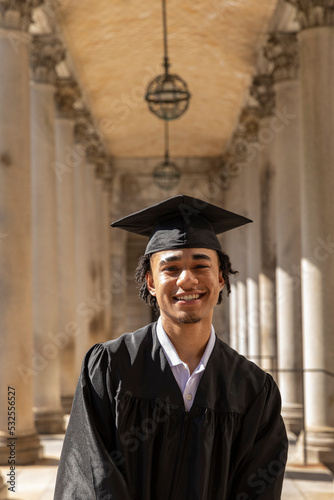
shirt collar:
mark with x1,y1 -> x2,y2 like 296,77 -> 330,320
156,316 -> 216,371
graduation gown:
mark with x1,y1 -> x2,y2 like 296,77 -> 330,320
54,322 -> 287,499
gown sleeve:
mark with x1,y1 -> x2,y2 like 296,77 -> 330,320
53,343 -> 135,500
228,374 -> 288,499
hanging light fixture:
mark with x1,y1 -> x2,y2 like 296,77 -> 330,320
153,121 -> 181,190
145,0 -> 191,120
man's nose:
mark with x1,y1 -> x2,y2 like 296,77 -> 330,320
176,269 -> 199,288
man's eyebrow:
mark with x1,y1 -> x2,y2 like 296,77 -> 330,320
159,255 -> 181,267
159,253 -> 212,267
192,253 -> 212,261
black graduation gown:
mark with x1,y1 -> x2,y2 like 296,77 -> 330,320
54,322 -> 288,500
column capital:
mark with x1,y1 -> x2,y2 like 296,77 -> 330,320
55,78 -> 80,119
85,131 -> 105,165
238,106 -> 260,143
216,149 -> 242,189
30,33 -> 65,84
74,108 -> 95,148
286,0 -> 334,28
264,32 -> 299,82
250,74 -> 276,118
0,0 -> 43,30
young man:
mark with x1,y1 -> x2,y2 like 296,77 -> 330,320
54,195 -> 287,499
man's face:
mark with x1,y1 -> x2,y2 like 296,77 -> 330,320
146,247 -> 224,327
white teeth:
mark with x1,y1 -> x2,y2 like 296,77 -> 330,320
176,294 -> 200,301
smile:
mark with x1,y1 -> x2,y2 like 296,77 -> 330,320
174,294 -> 202,302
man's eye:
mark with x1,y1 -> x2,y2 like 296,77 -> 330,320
195,265 -> 208,269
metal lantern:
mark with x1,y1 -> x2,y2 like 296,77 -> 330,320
153,121 -> 181,190
153,157 -> 181,190
145,0 -> 191,120
146,72 -> 190,120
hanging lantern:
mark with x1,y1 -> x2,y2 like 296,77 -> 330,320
153,158 -> 181,190
153,121 -> 181,190
145,0 -> 191,120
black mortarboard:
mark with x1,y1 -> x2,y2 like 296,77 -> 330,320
111,195 -> 252,255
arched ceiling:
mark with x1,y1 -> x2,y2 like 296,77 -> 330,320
56,0 -> 278,158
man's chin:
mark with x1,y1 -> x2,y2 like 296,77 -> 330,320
177,315 -> 201,324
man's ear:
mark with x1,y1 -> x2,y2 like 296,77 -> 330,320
219,271 -> 225,291
146,271 -> 156,296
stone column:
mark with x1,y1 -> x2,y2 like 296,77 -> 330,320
239,107 -> 262,367
250,74 -> 278,375
73,109 -> 95,376
221,151 -> 248,355
86,132 -> 114,342
235,222 -> 248,356
0,3 -> 42,464
265,32 -> 303,436
287,0 -> 334,467
30,33 -> 65,433
96,160 -> 113,343
84,137 -> 108,345
54,78 -> 80,414
110,172 -> 128,339
84,160 -> 101,345
0,476 -> 5,500
102,175 -> 113,341
228,282 -> 238,350
93,168 -> 107,343
222,204 -> 238,350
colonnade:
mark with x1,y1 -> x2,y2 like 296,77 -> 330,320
0,4 -> 113,467
0,0 -> 333,480
222,1 -> 334,467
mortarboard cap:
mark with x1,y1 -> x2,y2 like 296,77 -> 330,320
111,195 -> 252,255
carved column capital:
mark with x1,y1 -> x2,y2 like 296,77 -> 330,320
217,146 -> 244,184
0,0 -> 44,30
216,106 -> 260,189
286,0 -> 334,28
30,34 -> 65,84
54,78 -> 80,119
74,108 -> 95,149
250,74 -> 276,118
239,106 -> 260,143
85,131 -> 105,165
264,32 -> 299,82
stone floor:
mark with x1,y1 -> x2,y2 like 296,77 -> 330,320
0,434 -> 333,499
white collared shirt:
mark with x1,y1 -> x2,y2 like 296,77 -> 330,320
157,317 -> 216,411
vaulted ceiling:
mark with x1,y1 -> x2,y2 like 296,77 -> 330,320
56,0 -> 278,158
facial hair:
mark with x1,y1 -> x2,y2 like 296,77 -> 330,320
177,315 -> 201,324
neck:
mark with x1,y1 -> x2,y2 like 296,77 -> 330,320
160,315 -> 212,374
